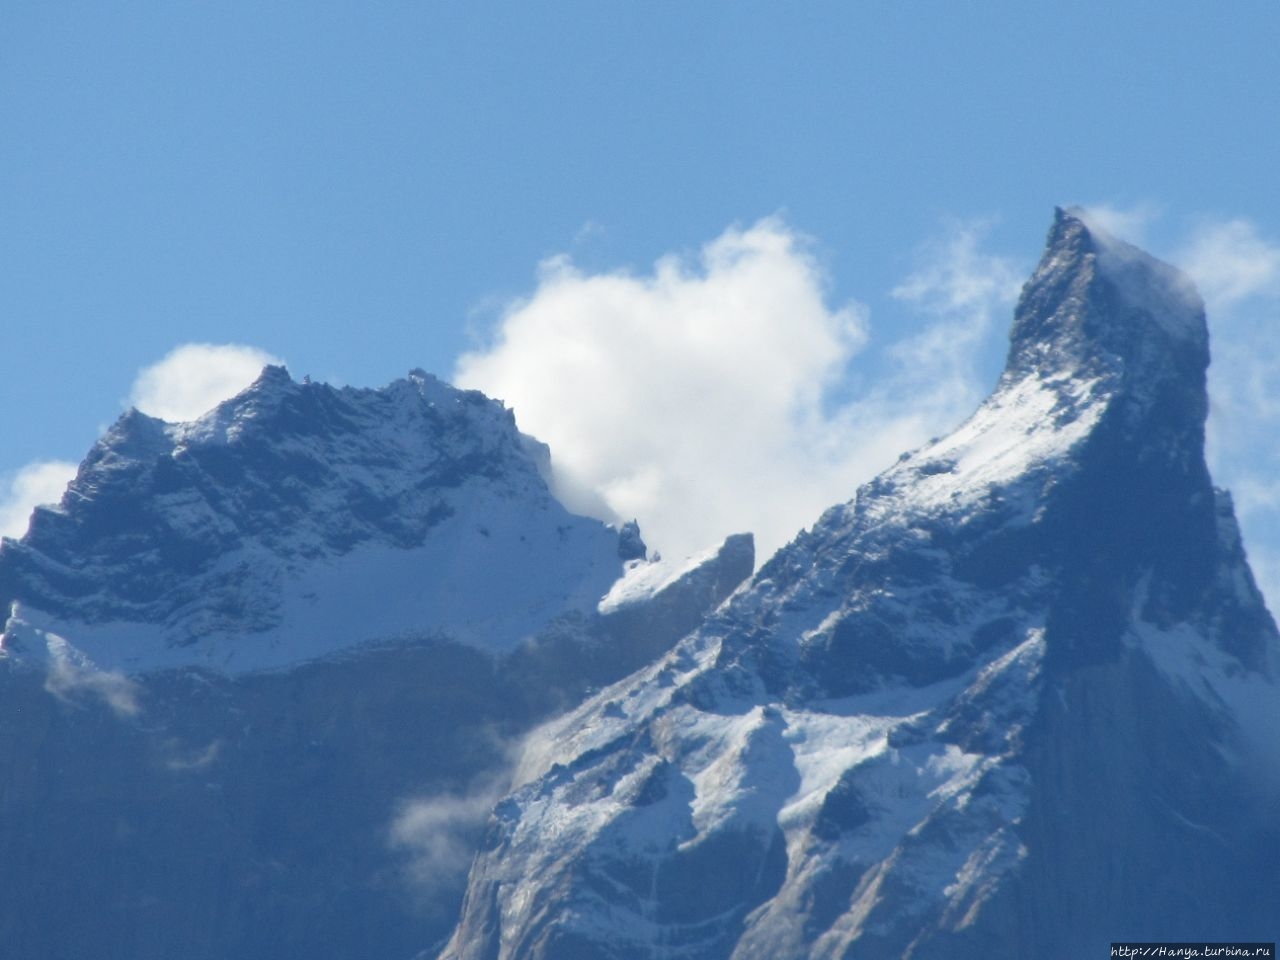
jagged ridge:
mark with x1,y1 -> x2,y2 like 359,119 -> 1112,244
1,367 -> 641,672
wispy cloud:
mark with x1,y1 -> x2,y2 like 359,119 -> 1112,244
390,774 -> 508,906
457,218 -> 1019,563
802,220 -> 1023,498
42,634 -> 142,717
1173,216 -> 1280,606
0,460 -> 79,540
128,342 -> 283,422
1075,202 -> 1163,245
164,739 -> 223,772
887,219 -> 1023,414
891,219 -> 1024,317
1178,218 -> 1280,309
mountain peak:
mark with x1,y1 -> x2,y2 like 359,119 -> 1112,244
440,213 -> 1280,960
1005,207 -> 1207,399
836,211 -> 1212,563
0,369 -> 642,673
252,362 -> 294,387
674,213 -> 1236,704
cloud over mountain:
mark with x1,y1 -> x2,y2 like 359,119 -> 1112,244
128,343 -> 284,422
457,218 -> 1018,561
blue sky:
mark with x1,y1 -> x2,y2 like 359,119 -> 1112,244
5,2 -> 1280,586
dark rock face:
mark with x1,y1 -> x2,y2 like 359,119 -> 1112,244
440,211 -> 1280,960
0,369 -> 753,960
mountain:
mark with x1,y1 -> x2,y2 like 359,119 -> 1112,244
0,369 -> 752,959
4,366 -> 638,672
441,209 -> 1280,960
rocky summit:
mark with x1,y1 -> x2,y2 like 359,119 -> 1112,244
440,210 -> 1280,960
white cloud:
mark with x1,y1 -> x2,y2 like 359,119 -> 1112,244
0,460 -> 79,540
1,343 -> 278,542
1075,202 -> 1162,245
1178,218 -> 1280,310
128,342 -> 283,422
456,218 -> 1019,563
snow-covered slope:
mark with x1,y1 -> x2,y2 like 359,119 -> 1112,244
1,367 -> 647,674
441,210 -> 1280,960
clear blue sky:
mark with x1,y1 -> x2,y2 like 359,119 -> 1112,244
5,2 -> 1280,578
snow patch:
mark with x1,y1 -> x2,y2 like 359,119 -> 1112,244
5,481 -> 624,675
881,371 -> 1104,522
597,543 -> 725,615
